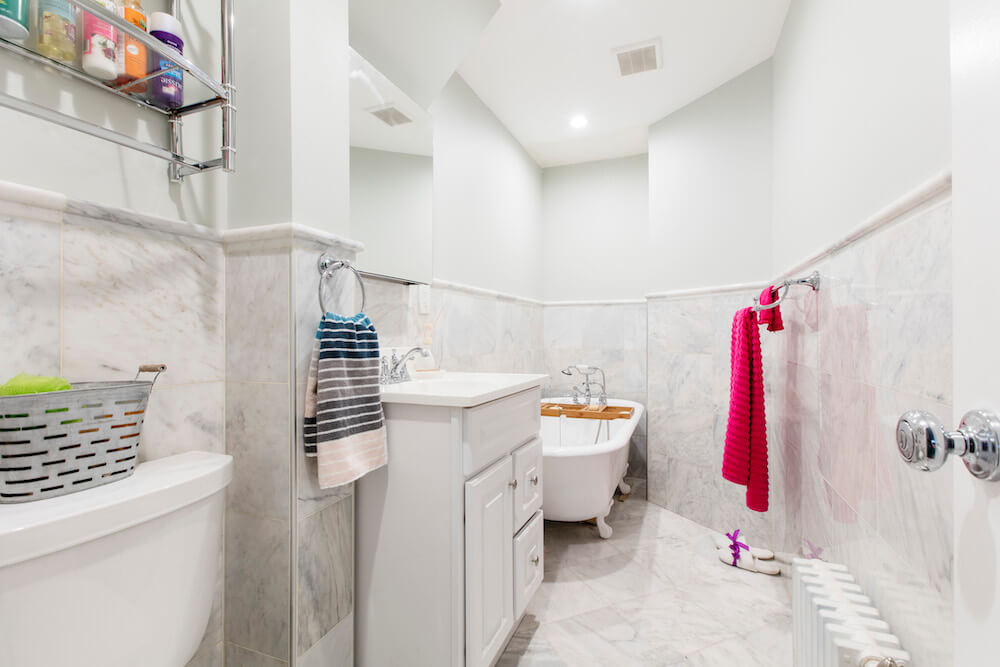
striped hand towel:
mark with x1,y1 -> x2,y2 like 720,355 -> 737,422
303,313 -> 387,488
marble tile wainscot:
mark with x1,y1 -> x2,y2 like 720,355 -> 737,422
0,179 -> 226,666
642,174 -> 954,667
542,301 -> 648,481
766,179 -> 953,666
224,225 -> 362,667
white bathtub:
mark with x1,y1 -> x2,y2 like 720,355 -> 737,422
540,398 -> 645,538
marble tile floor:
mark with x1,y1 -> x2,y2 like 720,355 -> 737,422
498,497 -> 793,666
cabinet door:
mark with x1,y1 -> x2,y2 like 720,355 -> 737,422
512,437 -> 543,532
465,456 -> 514,667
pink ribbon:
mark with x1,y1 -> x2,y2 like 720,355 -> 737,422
726,529 -> 749,566
804,538 -> 824,560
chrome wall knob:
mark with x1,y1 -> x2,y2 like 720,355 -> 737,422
896,410 -> 949,472
896,409 -> 1000,481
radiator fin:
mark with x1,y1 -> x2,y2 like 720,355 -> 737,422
792,559 -> 911,666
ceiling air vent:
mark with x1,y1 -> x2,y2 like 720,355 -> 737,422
614,39 -> 661,77
369,104 -> 412,127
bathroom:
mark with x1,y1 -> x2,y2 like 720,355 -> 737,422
0,0 -> 995,665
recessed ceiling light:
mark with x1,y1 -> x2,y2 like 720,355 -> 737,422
570,114 -> 588,129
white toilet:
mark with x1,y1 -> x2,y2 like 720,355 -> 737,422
0,450 -> 232,667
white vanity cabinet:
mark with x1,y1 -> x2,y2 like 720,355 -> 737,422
356,374 -> 547,667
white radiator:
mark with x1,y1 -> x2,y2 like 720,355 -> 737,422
792,558 -> 911,667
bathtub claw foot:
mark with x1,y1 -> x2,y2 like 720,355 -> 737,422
596,498 -> 614,539
596,513 -> 613,539
618,479 -> 632,495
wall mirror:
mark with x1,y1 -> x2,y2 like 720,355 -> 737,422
349,47 -> 433,285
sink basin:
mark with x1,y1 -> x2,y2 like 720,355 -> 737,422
379,372 -> 548,407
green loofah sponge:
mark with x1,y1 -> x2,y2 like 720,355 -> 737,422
0,373 -> 73,396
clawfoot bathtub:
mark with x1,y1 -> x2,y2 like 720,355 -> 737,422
540,398 -> 644,538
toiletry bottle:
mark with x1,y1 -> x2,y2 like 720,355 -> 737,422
36,0 -> 76,63
81,0 -> 118,80
115,0 -> 146,92
148,12 -> 183,109
0,0 -> 29,41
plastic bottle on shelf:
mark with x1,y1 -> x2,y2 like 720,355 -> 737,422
81,0 -> 118,80
36,0 -> 76,63
148,12 -> 183,109
0,0 -> 29,41
115,0 -> 146,92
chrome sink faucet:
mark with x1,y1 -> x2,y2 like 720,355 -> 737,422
561,364 -> 607,406
382,347 -> 430,384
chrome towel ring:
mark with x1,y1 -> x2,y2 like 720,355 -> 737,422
318,253 -> 367,315
752,271 -> 821,312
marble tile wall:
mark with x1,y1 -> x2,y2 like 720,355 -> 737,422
645,289 -> 787,547
642,193 -> 954,666
364,277 -> 545,375
366,281 -> 649,478
542,303 -> 648,479
764,196 -> 953,665
293,243 -> 356,665
0,189 -> 226,667
224,239 -> 292,664
224,233 -> 359,667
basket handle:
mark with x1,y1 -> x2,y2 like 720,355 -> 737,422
135,364 -> 167,386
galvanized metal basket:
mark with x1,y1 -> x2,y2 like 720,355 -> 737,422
0,364 -> 165,503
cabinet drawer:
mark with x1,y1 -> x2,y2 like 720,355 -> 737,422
463,387 -> 541,477
513,510 -> 544,619
512,438 -> 543,532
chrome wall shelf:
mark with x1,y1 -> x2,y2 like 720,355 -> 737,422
0,0 -> 234,181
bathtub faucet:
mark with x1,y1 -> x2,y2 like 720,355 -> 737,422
561,364 -> 607,407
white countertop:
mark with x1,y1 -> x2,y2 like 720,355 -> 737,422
379,372 -> 549,408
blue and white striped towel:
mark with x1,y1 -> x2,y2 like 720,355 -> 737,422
303,313 -> 387,488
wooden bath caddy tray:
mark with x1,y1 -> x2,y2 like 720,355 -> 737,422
540,403 -> 634,420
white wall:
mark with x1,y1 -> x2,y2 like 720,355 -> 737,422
0,0 -> 226,227
228,2 -> 292,228
430,75 -> 543,299
350,147 -> 433,283
540,155 -> 648,301
647,60 -> 773,293
291,0 -> 349,234
771,0 -> 950,272
230,0 -> 350,235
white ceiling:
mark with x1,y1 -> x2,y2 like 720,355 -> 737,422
458,0 -> 791,167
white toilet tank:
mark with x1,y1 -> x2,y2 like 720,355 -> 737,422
0,451 -> 232,667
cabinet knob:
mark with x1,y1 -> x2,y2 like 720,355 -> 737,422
531,555 -> 540,565
530,475 -> 539,486
897,409 -> 1000,481
509,479 -> 518,489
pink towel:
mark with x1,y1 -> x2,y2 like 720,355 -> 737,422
757,285 -> 784,332
722,307 -> 769,512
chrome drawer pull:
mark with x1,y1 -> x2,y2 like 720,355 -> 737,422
531,555 -> 540,565
530,475 -> 539,485
509,479 -> 518,488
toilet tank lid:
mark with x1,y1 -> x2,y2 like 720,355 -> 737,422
0,451 -> 233,568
